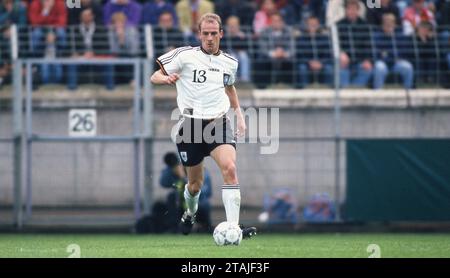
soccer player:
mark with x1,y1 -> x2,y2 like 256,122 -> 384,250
150,13 -> 256,239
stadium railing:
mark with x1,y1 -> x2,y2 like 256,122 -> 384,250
0,24 -> 22,228
2,24 -> 448,90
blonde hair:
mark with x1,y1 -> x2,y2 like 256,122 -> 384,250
111,12 -> 127,25
198,13 -> 223,32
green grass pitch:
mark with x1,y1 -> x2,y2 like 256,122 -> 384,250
1,233 -> 449,258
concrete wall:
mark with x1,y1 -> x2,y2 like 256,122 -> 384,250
1,89 -> 450,208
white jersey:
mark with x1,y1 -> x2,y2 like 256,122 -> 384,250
156,46 -> 238,119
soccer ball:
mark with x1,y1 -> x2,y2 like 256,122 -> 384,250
213,221 -> 242,246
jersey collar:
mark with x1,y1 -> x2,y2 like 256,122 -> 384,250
200,46 -> 221,56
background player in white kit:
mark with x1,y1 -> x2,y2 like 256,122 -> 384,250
150,13 -> 256,238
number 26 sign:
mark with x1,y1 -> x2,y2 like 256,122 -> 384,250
69,109 -> 97,137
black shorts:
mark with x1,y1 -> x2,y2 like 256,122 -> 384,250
174,116 -> 236,167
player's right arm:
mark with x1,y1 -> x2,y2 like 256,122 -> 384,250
151,47 -> 188,85
150,69 -> 180,85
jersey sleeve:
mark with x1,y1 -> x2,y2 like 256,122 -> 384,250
226,61 -> 238,86
155,47 -> 184,76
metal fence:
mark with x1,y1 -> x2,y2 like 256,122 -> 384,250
0,109 -> 14,226
0,24 -> 447,90
3,58 -> 153,228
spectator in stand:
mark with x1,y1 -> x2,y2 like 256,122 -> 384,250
253,0 -> 278,36
415,21 -> 438,84
108,12 -> 139,85
41,30 -> 63,83
435,0 -> 450,26
108,12 -> 139,56
152,11 -> 184,58
337,0 -> 373,88
373,13 -> 414,89
326,0 -> 366,27
0,0 -> 27,87
175,0 -> 214,40
215,0 -> 256,27
103,0 -> 142,27
28,0 -> 67,32
141,0 -> 178,27
68,0 -> 103,25
254,13 -> 294,88
0,0 -> 26,26
366,0 -> 401,26
28,0 -> 68,84
443,36 -> 450,88
254,0 -> 288,10
67,8 -> 113,90
435,1 -> 450,87
282,0 -> 326,26
402,0 -> 436,35
295,16 -> 332,88
224,16 -> 251,82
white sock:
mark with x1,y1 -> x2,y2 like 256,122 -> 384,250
184,184 -> 200,216
222,184 -> 241,224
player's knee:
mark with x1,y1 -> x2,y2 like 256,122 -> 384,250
222,161 -> 237,182
189,180 -> 203,194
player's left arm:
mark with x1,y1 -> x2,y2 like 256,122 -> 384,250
225,85 -> 246,137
